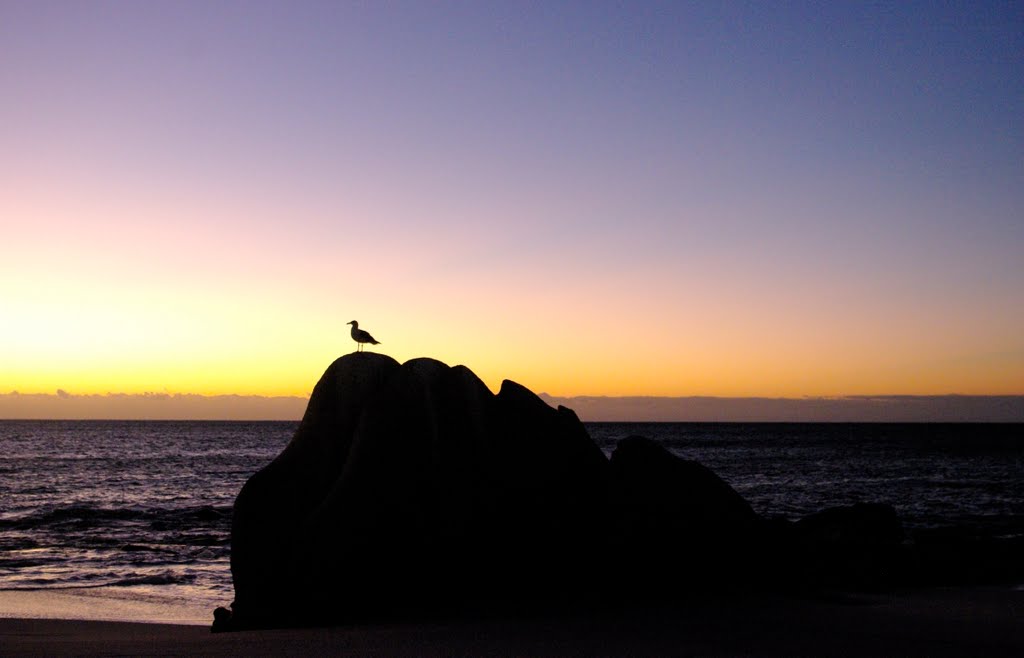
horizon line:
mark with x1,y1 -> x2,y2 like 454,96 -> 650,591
5,390 -> 1024,399
1,391 -> 1022,423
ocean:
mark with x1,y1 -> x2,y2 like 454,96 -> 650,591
1,420 -> 1021,622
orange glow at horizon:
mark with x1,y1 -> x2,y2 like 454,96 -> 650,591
3,186 -> 1023,401
4,250 -> 1021,400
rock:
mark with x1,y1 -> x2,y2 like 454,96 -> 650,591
211,606 -> 232,632
907,526 -> 1024,586
795,502 -> 903,545
225,353 -> 609,629
607,436 -> 764,593
483,381 -> 611,600
789,503 -> 904,589
220,354 -> 923,630
228,353 -> 405,626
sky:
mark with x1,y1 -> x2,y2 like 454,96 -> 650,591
2,1 -> 1022,418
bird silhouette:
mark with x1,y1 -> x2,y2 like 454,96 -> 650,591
347,320 -> 380,352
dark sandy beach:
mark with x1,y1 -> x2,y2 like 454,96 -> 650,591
2,587 -> 1021,657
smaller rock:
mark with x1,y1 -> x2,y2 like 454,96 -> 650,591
795,502 -> 903,545
211,606 -> 233,633
791,503 -> 904,589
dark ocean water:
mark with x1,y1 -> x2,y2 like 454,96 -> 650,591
1,420 -> 1021,614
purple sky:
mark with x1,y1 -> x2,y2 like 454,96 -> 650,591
2,2 -> 1022,417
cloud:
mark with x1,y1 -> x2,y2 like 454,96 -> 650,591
0,391 -> 309,421
2,390 -> 1021,422
539,394 -> 1024,423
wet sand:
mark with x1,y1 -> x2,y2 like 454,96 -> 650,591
2,587 -> 1021,656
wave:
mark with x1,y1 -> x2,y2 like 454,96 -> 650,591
108,573 -> 197,587
0,504 -> 232,530
119,543 -> 179,553
0,572 -> 198,591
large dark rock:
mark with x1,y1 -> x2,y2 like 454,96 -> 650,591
228,353 -> 405,626
217,354 -> 930,631
223,353 -> 610,629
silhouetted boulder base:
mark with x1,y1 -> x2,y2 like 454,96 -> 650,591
789,502 -> 904,589
795,502 -> 903,545
220,354 -> 943,631
226,353 -> 609,629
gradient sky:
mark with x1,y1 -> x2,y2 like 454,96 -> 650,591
2,1 -> 1022,404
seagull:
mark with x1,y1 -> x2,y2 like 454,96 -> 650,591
347,320 -> 380,352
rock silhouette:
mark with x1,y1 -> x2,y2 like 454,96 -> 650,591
217,354 -> 986,632
225,353 -> 610,629
788,502 -> 904,589
607,436 -> 764,595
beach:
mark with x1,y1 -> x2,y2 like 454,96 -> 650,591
2,587 -> 1022,656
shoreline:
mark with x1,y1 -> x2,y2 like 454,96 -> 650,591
2,587 -> 1022,656
0,588 -> 215,626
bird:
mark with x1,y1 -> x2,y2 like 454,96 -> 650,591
347,320 -> 380,352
